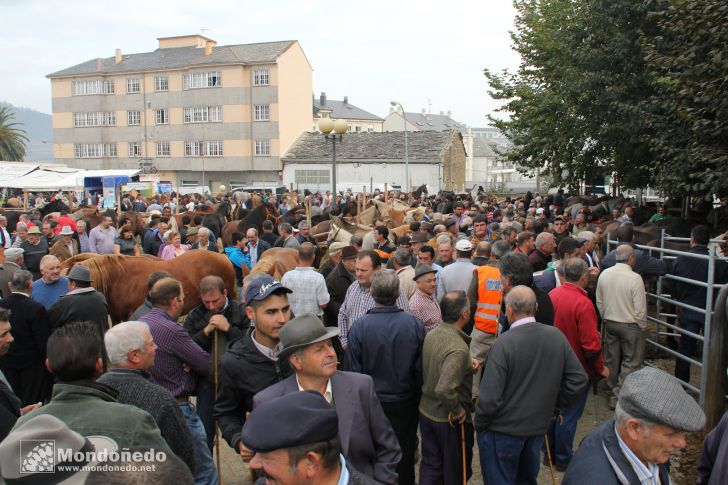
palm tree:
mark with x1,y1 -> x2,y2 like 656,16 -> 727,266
0,106 -> 29,161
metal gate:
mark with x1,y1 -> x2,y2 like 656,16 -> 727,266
607,230 -> 727,407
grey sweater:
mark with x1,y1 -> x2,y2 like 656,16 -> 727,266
475,322 -> 587,436
98,368 -> 196,473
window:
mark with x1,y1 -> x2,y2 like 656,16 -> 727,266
155,109 -> 169,125
253,69 -> 269,86
255,139 -> 271,156
294,169 -> 330,185
184,141 -> 223,156
367,125 -> 374,133
156,141 -> 170,157
182,71 -> 221,90
154,75 -> 168,92
127,110 -> 141,126
206,141 -> 223,157
355,125 -> 362,133
182,180 -> 198,188
183,106 -> 221,123
74,143 -> 117,158
73,112 -> 116,127
72,79 -> 114,96
254,105 -> 270,121
126,78 -> 140,93
128,142 -> 142,157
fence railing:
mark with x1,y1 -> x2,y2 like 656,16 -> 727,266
606,231 -> 727,407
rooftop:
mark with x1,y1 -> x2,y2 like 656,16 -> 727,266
389,111 -> 467,133
313,96 -> 382,122
282,131 -> 461,164
47,39 -> 298,77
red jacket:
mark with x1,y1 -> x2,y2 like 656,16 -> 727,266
549,282 -> 604,376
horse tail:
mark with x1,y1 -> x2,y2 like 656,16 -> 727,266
82,254 -> 126,296
704,284 -> 728,430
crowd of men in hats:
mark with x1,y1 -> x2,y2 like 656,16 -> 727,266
0,186 -> 726,484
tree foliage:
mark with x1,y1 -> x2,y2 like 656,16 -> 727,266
0,106 -> 28,161
485,0 -> 727,200
641,0 -> 728,199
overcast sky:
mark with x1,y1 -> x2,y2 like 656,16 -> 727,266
2,0 -> 519,127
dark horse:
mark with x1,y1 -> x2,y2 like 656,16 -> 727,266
40,199 -> 70,218
411,184 -> 428,200
221,202 -> 280,247
202,200 -> 231,241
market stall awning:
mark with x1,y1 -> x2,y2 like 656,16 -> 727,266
7,167 -> 83,191
0,162 -> 39,187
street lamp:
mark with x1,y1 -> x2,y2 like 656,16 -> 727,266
318,118 -> 348,195
390,100 -> 409,192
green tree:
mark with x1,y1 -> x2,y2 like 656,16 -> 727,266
485,0 -> 656,191
641,0 -> 728,199
0,106 -> 28,161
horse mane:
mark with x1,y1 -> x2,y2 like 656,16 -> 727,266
81,254 -> 127,295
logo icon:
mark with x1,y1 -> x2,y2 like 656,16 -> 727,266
20,440 -> 55,474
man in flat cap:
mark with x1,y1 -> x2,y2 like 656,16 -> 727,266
48,264 -> 109,341
0,247 -> 24,299
254,313 -> 401,484
215,275 -> 294,460
324,245 -> 358,327
564,367 -> 705,484
244,391 -> 376,484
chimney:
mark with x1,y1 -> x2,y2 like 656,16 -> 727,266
114,49 -> 122,64
447,110 -> 452,118
320,92 -> 327,106
96,58 -> 102,71
343,96 -> 348,105
421,108 -> 426,115
205,40 -> 213,56
439,110 -> 444,115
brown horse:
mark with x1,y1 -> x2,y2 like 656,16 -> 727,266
74,252 -> 236,323
250,248 -> 299,280
221,203 -> 280,247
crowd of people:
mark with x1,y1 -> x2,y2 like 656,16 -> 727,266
0,187 -> 726,484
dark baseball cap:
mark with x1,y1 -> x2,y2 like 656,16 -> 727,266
245,275 -> 292,306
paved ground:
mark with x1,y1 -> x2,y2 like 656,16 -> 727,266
213,390 -> 614,485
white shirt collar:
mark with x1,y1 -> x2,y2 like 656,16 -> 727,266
510,316 -> 536,329
296,374 -> 333,404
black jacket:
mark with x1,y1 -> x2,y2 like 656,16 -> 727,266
20,239 -> 49,279
246,239 -> 272,264
669,246 -> 728,320
183,299 -> 247,355
564,420 -> 670,485
601,242 -> 667,279
214,329 -> 293,449
259,231 -> 278,248
0,293 -> 50,369
48,288 -> 109,365
191,241 -> 218,252
325,262 -> 356,326
0,380 -> 20,441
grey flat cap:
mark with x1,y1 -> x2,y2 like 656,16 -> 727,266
67,264 -> 93,283
619,367 -> 705,432
4,248 -> 24,260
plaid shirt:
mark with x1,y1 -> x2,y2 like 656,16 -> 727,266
409,288 -> 441,333
281,267 -> 330,317
338,281 -> 410,347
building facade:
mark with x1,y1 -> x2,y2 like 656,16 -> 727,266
281,131 -> 466,193
312,93 -> 383,133
47,35 -> 312,191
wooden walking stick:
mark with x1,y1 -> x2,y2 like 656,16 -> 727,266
543,434 -> 557,485
459,421 -> 467,485
213,330 -> 223,485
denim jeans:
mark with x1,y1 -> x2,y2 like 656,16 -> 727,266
180,401 -> 219,485
195,382 -> 215,451
675,312 -> 703,384
477,430 -> 543,485
545,385 -> 589,466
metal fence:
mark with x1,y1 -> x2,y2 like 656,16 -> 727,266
606,231 -> 727,407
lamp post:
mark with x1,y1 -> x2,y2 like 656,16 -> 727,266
318,118 -> 348,195
390,101 -> 409,192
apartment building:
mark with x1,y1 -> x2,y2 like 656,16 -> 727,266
312,92 -> 384,133
47,35 -> 312,191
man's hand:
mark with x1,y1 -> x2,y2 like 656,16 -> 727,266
599,366 -> 610,379
471,359 -> 481,374
449,407 -> 467,425
210,315 -> 231,333
238,441 -> 255,462
20,402 -> 42,416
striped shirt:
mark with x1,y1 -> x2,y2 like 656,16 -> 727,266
140,308 -> 210,398
338,281 -> 410,347
409,288 -> 441,333
281,267 -> 330,317
614,423 -> 663,485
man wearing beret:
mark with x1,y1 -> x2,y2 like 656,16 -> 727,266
254,313 -> 401,484
215,275 -> 294,460
564,367 -> 706,484
244,391 -> 376,484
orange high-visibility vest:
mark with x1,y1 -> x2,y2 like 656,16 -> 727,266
474,265 -> 502,334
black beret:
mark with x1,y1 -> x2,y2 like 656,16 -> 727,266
242,391 -> 338,452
